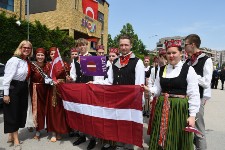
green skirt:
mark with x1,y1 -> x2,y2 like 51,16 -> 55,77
149,96 -> 194,150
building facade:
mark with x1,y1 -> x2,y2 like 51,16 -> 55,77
0,0 -> 25,19
0,0 -> 109,54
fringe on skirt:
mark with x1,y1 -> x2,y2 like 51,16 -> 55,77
149,96 -> 194,150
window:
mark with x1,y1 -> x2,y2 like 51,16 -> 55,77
0,0 -> 14,11
75,0 -> 79,9
96,0 -> 104,5
98,11 -> 104,23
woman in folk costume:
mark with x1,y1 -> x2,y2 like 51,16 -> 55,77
30,48 -> 51,139
143,39 -> 200,150
3,40 -> 33,150
147,49 -> 167,135
46,47 -> 70,142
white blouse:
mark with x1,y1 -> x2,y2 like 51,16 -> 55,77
150,61 -> 200,117
3,57 -> 28,95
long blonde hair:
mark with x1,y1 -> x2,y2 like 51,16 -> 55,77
14,40 -> 33,57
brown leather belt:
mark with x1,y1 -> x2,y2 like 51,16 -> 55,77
161,93 -> 187,98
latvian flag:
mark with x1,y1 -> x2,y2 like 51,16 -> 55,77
58,83 -> 143,147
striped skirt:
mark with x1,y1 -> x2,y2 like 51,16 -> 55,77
149,96 -> 194,150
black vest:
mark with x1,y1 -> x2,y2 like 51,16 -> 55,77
74,61 -> 93,83
159,63 -> 189,95
186,55 -> 208,98
112,57 -> 139,85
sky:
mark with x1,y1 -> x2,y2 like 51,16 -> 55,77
107,0 -> 225,50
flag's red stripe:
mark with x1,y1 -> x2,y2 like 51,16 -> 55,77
66,110 -> 143,147
59,83 -> 143,110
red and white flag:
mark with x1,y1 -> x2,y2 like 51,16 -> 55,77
82,0 -> 98,20
58,83 -> 143,147
50,48 -> 64,81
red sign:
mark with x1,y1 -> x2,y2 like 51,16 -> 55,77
82,0 -> 98,20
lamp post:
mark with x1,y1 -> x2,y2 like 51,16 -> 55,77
27,0 -> 30,40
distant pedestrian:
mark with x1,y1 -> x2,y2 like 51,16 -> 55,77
220,66 -> 225,90
211,66 -> 219,89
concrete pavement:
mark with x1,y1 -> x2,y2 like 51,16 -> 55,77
0,84 -> 225,150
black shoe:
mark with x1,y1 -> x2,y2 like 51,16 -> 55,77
87,139 -> 96,150
221,89 -> 223,90
69,131 -> 80,137
73,136 -> 86,146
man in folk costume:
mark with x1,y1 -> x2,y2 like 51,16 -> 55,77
184,34 -> 213,150
143,56 -> 151,117
69,38 -> 97,150
69,38 -> 93,83
92,34 -> 145,150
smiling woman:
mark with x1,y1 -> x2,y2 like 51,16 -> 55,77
3,40 -> 33,150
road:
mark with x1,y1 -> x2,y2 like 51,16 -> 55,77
0,84 -> 225,150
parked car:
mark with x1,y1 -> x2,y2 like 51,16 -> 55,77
0,63 -> 5,106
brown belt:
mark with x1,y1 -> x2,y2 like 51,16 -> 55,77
161,93 -> 187,99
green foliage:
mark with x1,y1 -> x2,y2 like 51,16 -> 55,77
0,12 -> 75,64
107,23 -> 150,62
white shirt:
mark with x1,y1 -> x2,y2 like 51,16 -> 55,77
70,52 -> 91,81
198,58 -> 213,100
70,59 -> 77,81
3,57 -> 28,95
150,61 -> 200,117
148,66 -> 157,88
93,59 -> 145,85
144,66 -> 150,72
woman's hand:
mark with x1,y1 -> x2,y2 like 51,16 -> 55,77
187,116 -> 195,127
86,81 -> 93,84
140,84 -> 150,92
66,75 -> 73,82
3,95 -> 10,104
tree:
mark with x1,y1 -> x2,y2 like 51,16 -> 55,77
107,23 -> 147,60
0,12 -> 75,64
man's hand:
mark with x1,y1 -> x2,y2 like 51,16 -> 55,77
3,95 -> 10,104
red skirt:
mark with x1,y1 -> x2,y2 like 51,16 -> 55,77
46,85 -> 69,134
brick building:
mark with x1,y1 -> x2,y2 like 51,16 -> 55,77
0,0 -> 109,54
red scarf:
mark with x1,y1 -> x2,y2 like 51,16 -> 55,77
120,52 -> 132,66
190,51 -> 202,64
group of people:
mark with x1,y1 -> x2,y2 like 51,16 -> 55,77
2,34 -> 212,150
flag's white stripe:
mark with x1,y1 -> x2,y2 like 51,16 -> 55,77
63,100 -> 143,124
87,65 -> 96,68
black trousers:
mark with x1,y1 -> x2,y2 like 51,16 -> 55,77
3,80 -> 28,133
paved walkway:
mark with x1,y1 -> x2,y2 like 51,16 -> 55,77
0,84 -> 225,150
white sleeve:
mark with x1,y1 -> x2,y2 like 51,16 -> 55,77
70,59 -> 77,81
186,66 -> 201,117
93,65 -> 113,85
198,58 -> 213,89
135,60 -> 145,85
148,67 -> 155,88
150,67 -> 161,97
3,58 -> 19,95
